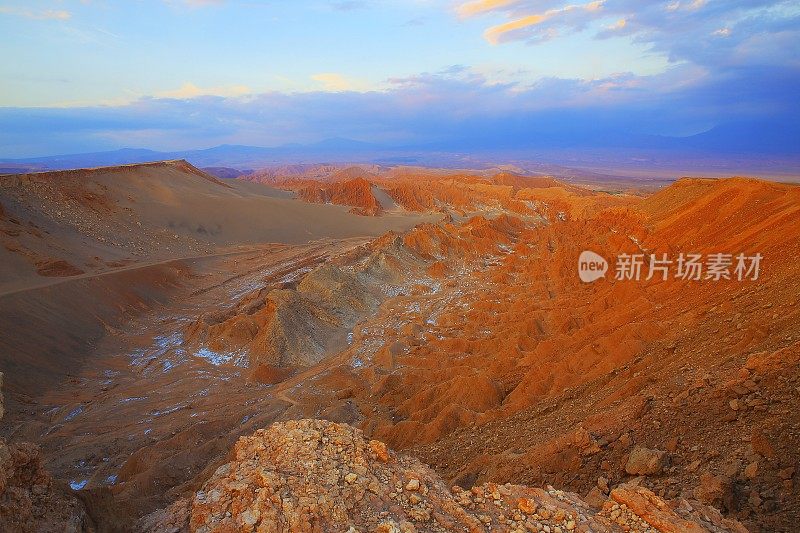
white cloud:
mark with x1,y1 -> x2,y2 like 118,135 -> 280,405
311,73 -> 372,92
0,6 -> 71,20
157,82 -> 252,99
608,18 -> 626,31
312,73 -> 352,91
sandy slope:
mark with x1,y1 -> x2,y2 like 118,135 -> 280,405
0,160 -> 439,293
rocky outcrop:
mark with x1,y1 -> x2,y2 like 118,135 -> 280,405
0,372 -> 91,532
140,420 -> 746,532
297,177 -> 384,216
0,442 -> 91,532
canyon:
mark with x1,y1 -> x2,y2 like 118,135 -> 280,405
0,161 -> 798,532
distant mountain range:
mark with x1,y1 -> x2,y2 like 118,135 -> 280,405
1,120 -> 798,177
0,138 -> 385,174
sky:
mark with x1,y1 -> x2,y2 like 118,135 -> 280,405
0,0 -> 798,158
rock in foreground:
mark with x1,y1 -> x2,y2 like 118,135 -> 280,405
0,372 -> 91,532
141,419 -> 747,533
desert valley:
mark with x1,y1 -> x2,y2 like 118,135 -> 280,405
2,1 -> 799,531
0,160 -> 798,532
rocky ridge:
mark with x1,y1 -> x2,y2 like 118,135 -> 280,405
183,213 -> 528,376
140,419 -> 747,533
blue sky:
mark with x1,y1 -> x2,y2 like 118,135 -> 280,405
1,0 -> 798,157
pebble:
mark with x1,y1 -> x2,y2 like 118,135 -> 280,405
744,462 -> 759,479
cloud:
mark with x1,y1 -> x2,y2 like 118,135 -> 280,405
595,15 -> 633,38
157,83 -> 252,99
0,6 -> 71,20
1,61 -> 797,158
485,14 -> 548,44
483,1 -> 604,44
461,0 -> 800,90
330,0 -> 368,11
1,2 -> 797,158
666,0 -> 706,12
311,73 -> 361,92
457,0 -> 518,18
606,17 -> 627,31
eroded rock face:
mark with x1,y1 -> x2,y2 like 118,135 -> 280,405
140,420 -> 747,533
183,213 -> 526,373
297,177 -> 384,216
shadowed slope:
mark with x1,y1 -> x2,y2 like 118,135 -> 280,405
0,160 -> 438,398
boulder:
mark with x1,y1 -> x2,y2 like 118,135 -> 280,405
625,446 -> 668,476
